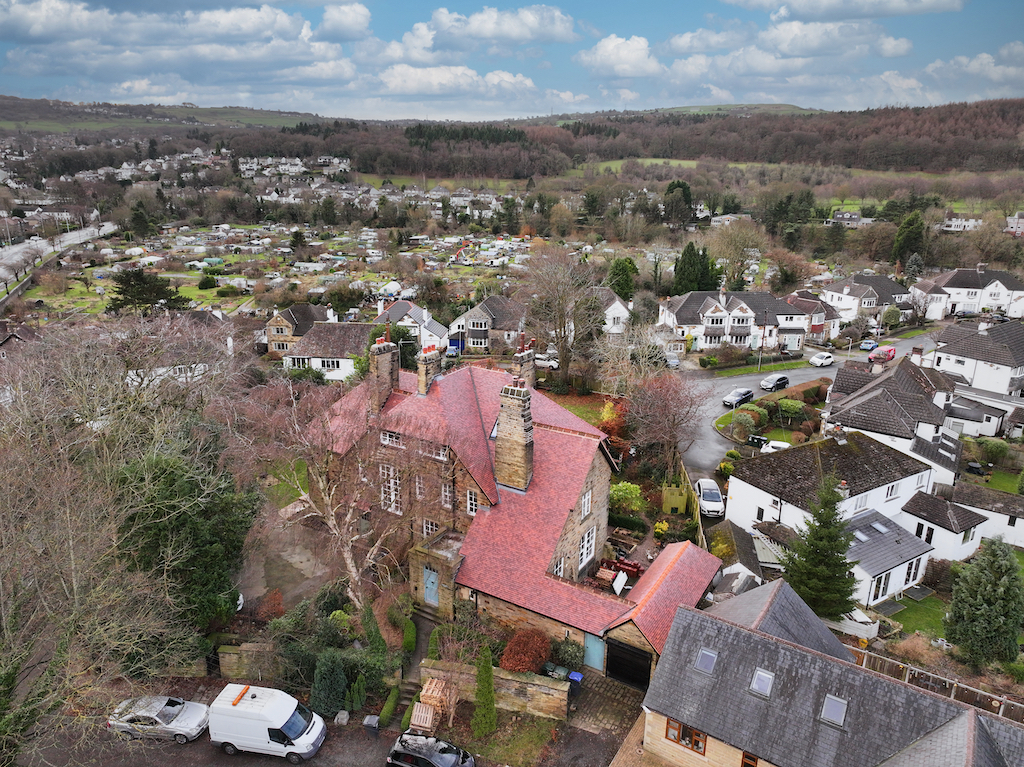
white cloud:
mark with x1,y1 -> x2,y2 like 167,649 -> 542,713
713,46 -> 812,76
758,21 -> 890,57
319,4 -> 371,42
999,41 -> 1024,65
430,5 -> 577,44
705,84 -> 735,102
668,27 -> 751,55
574,35 -> 665,77
546,89 -> 589,104
925,52 -> 1024,85
599,87 -> 640,103
722,0 -> 965,21
377,64 -> 534,96
875,36 -> 912,57
667,55 -> 713,83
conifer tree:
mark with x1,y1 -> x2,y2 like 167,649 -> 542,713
780,474 -> 856,620
471,646 -> 497,738
944,538 -> 1024,666
310,648 -> 348,718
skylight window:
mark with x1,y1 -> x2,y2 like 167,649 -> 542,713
749,668 -> 774,697
694,648 -> 718,674
821,694 -> 848,726
853,530 -> 869,543
871,521 -> 889,534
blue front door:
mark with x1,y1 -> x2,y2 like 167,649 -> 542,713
584,633 -> 604,671
423,566 -> 439,607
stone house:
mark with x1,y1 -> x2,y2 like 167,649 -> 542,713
265,303 -> 336,358
324,339 -> 720,686
448,295 -> 526,354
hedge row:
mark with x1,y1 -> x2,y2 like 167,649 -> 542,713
378,685 -> 400,728
608,512 -> 648,533
499,628 -> 551,674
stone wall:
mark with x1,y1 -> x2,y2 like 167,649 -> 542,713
218,642 -> 275,680
472,591 -> 596,649
420,658 -> 570,720
548,450 -> 611,581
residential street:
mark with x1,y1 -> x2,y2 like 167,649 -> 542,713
681,331 -> 941,478
0,223 -> 116,281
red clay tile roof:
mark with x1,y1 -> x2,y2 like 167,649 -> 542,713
607,541 -> 722,653
454,424 -> 632,635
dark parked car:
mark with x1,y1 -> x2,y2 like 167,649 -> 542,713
723,387 -> 754,408
387,734 -> 475,767
759,373 -> 790,392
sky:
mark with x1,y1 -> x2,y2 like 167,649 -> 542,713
0,0 -> 1022,121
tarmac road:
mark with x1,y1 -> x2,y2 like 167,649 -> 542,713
0,223 -> 116,281
680,332 -> 941,478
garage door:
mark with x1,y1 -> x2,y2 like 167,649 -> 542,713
605,638 -> 652,690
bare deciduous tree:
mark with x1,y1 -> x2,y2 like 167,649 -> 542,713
626,371 -> 710,477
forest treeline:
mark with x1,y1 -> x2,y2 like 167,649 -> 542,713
10,98 -> 1024,183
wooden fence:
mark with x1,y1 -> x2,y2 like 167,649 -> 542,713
851,648 -> 1024,723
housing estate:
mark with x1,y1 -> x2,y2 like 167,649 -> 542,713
642,580 -> 1024,767
324,338 -> 721,689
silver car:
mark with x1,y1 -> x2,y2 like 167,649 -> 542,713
107,696 -> 210,744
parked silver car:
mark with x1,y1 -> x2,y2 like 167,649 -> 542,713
106,696 -> 210,744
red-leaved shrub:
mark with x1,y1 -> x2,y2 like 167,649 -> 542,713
791,432 -> 807,445
499,628 -> 552,673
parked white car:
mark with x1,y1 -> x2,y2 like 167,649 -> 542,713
694,478 -> 725,517
760,440 -> 792,454
809,352 -> 835,367
534,354 -> 559,370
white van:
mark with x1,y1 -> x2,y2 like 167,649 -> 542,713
209,684 -> 326,763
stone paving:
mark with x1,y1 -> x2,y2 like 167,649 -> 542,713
568,668 -> 645,737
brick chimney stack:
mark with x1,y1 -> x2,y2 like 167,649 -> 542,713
417,345 -> 442,395
512,334 -> 536,389
368,328 -> 399,412
494,377 -> 534,491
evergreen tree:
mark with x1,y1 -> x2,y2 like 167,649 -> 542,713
471,646 -> 497,738
944,538 -> 1024,666
780,474 -> 856,620
310,648 -> 348,718
892,211 -> 926,264
606,257 -> 639,300
107,268 -> 190,315
673,242 -> 720,294
905,253 -> 924,281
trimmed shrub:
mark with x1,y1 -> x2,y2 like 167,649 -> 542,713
803,389 -> 818,404
704,356 -> 718,367
400,691 -> 420,731
791,432 -> 807,445
499,628 -> 551,674
778,399 -> 805,419
717,461 -> 735,479
402,617 -> 417,655
725,449 -> 742,461
378,685 -> 400,728
732,412 -> 755,437
471,646 -> 497,737
553,638 -> 585,671
310,648 -> 348,718
427,627 -> 440,660
608,512 -> 648,534
739,403 -> 769,426
198,274 -> 217,290
817,383 -> 830,401
800,420 -> 816,437
698,356 -> 709,368
216,285 -> 240,298
653,521 -> 668,540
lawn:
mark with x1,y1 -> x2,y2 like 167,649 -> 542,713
961,470 -> 1018,494
714,360 -> 811,377
895,595 -> 948,637
538,390 -> 608,427
434,710 -> 555,767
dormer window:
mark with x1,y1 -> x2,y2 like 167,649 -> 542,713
380,430 -> 404,448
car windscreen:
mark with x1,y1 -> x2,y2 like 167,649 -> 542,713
701,488 -> 722,502
281,702 -> 313,740
157,699 -> 184,724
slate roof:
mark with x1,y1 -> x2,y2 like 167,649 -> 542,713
374,299 -> 449,339
589,286 -> 627,312
286,322 -> 374,359
730,432 -> 929,510
605,541 -> 722,653
830,364 -> 878,399
642,604 -> 1024,767
705,519 -> 763,581
474,295 -> 526,330
786,291 -> 843,321
705,579 -> 851,661
948,396 -> 1006,423
825,273 -> 909,306
937,321 -> 982,345
277,303 -> 330,336
946,483 -> 1024,520
912,277 -> 948,296
846,510 -> 933,578
936,320 -> 1024,367
663,290 -> 806,326
902,491 -> 987,534
932,267 -> 1024,292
